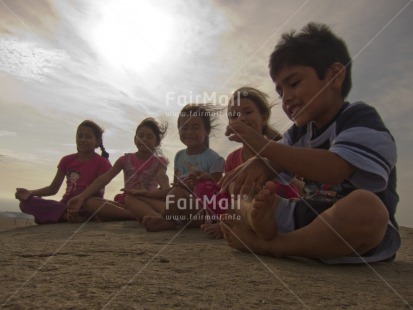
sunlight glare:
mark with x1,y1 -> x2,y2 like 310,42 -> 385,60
92,0 -> 174,72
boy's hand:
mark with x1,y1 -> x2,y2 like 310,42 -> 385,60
67,195 -> 84,213
225,121 -> 268,152
15,188 -> 32,201
218,157 -> 273,196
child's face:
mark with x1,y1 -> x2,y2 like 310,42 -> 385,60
135,126 -> 158,152
76,126 -> 99,154
178,116 -> 208,148
274,65 -> 338,128
228,98 -> 267,135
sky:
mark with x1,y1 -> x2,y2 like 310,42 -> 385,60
0,0 -> 412,227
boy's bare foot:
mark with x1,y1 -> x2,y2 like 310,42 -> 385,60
250,181 -> 280,240
220,214 -> 270,255
201,222 -> 223,239
142,215 -> 176,232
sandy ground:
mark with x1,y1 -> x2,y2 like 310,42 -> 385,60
0,216 -> 35,233
0,218 -> 412,309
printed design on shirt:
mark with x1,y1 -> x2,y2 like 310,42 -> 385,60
124,154 -> 164,190
124,162 -> 142,189
303,181 -> 354,204
176,159 -> 201,180
66,170 -> 80,195
138,160 -> 161,190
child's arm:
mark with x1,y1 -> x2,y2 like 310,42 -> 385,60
226,121 -> 356,184
123,166 -> 170,198
219,157 -> 275,194
15,169 -> 65,201
67,159 -> 123,212
145,166 -> 170,198
156,166 -> 170,190
262,142 -> 355,184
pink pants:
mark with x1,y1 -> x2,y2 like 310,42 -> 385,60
19,197 -> 67,224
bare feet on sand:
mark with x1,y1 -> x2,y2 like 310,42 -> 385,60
142,216 -> 176,232
220,214 -> 270,256
249,181 -> 280,240
201,222 -> 223,239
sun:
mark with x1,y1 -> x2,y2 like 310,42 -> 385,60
92,0 -> 174,72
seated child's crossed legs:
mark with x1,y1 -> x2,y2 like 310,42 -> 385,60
164,186 -> 205,227
222,181 -> 389,259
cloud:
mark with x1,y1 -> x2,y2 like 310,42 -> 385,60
0,37 -> 68,82
0,0 -> 59,36
0,130 -> 16,137
0,149 -> 40,163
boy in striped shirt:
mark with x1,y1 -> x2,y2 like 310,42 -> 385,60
220,22 -> 400,264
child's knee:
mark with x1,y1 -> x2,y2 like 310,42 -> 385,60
123,195 -> 134,209
83,197 -> 94,208
169,186 -> 190,197
339,189 -> 389,228
19,201 -> 27,212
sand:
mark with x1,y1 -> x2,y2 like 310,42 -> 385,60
0,219 -> 412,309
0,216 -> 35,233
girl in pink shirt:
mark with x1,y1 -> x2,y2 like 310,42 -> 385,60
201,87 -> 302,238
15,120 -> 112,224
67,118 -> 169,222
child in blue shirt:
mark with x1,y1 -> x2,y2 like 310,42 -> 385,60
141,104 -> 225,231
